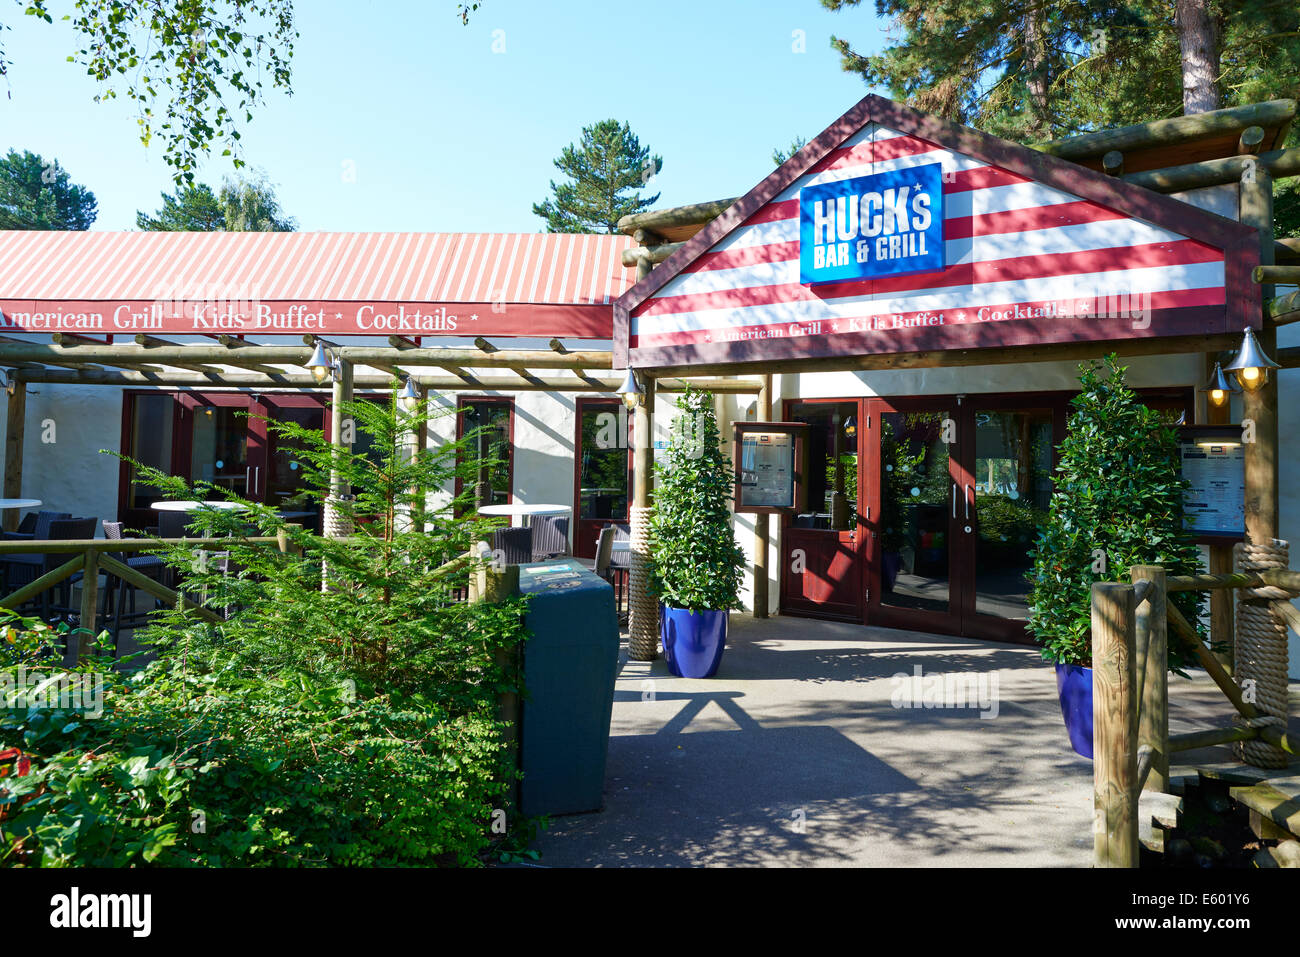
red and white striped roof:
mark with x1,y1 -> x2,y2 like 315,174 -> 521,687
615,95 -> 1258,368
0,231 -> 634,339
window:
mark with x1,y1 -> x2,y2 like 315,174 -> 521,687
456,398 -> 514,510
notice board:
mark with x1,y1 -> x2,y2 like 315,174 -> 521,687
734,422 -> 807,514
1177,427 -> 1245,541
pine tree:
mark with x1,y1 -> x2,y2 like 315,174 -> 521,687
822,0 -> 1300,140
532,120 -> 663,234
0,149 -> 97,230
137,174 -> 295,231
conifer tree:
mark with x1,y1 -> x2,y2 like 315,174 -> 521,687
533,119 -> 663,234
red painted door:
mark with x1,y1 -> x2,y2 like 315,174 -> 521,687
779,399 -> 867,621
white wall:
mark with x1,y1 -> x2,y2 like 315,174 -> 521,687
0,383 -> 123,532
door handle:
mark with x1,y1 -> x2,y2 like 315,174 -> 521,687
951,484 -> 957,518
253,466 -> 260,496
965,484 -> 971,521
245,466 -> 251,490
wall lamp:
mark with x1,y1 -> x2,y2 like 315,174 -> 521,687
1223,328 -> 1280,392
1198,361 -> 1240,408
616,368 -> 644,411
306,341 -> 340,383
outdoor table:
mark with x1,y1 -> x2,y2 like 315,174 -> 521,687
151,501 -> 248,512
0,498 -> 42,510
477,503 -> 571,527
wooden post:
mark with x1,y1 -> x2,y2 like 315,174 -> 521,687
628,377 -> 658,661
752,375 -> 771,619
633,378 -> 655,509
3,382 -> 25,533
77,548 -> 99,663
1197,353 -> 1236,671
1131,566 -> 1168,793
1092,581 -> 1138,867
1240,165 -> 1279,544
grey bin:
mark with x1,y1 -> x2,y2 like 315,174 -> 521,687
515,558 -> 620,817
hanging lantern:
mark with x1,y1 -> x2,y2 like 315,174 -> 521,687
1223,328 -> 1280,392
1198,361 -> 1240,408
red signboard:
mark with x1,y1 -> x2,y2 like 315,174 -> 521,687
0,299 -> 613,338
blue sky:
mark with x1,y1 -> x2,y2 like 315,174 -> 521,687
1,1 -> 889,232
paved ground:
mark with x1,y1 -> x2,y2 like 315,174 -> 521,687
530,615 -> 1297,867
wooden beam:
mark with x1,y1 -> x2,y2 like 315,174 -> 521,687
1253,265 -> 1300,285
1265,289 -> 1300,324
0,554 -> 84,610
473,337 -> 497,353
621,241 -> 686,268
1033,99 -> 1296,161
0,342 -> 612,371
1101,151 -> 1123,177
8,366 -> 760,393
1131,566 -> 1168,793
77,549 -> 99,661
3,381 -> 25,533
639,332 -> 1243,378
1167,602 -> 1258,721
1123,147 -> 1300,192
50,332 -> 111,346
618,197 -> 739,236
1165,572 -> 1262,591
1241,164 -> 1279,544
1239,125 -> 1266,155
1092,581 -> 1139,868
752,374 -> 772,620
1169,726 -> 1259,752
1277,346 -> 1300,367
1276,237 -> 1300,263
97,553 -> 223,625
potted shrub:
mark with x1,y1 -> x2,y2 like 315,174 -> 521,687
649,388 -> 745,678
1028,355 -> 1204,758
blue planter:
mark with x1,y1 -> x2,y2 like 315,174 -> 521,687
660,604 -> 727,678
881,551 -> 901,592
1055,662 -> 1093,759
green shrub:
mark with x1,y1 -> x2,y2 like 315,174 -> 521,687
2,389 -> 531,866
648,388 -> 745,612
1028,356 -> 1203,668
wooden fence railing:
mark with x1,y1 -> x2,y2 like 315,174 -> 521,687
1092,564 -> 1299,867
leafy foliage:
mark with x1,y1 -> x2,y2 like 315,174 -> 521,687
2,390 -> 532,866
822,0 -> 1300,140
137,173 -> 295,231
772,136 -> 809,166
6,1 -> 297,183
533,119 -> 663,233
648,389 -> 745,612
1027,356 -> 1204,668
0,149 -> 97,229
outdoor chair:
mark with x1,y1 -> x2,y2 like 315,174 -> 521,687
101,521 -> 168,653
2,510 -> 70,545
530,515 -> 570,562
490,526 -> 531,566
2,517 -> 98,626
607,523 -> 631,616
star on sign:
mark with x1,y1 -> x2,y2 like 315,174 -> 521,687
470,313 -> 479,321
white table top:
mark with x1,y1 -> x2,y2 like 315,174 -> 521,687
0,498 -> 41,509
151,500 -> 248,512
477,503 -> 571,518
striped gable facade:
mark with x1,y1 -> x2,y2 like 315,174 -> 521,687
615,96 -> 1259,369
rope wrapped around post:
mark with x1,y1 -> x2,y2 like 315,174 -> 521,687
627,504 -> 658,661
321,495 -> 356,593
1233,539 -> 1295,768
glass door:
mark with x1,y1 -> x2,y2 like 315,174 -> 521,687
867,398 -> 964,635
780,399 -> 866,621
262,395 -> 328,533
573,398 -> 630,560
957,402 -> 1058,642
177,393 -> 263,501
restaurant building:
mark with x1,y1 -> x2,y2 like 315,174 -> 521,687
1,94 -> 1297,675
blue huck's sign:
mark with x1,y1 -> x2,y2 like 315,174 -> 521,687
799,162 -> 945,285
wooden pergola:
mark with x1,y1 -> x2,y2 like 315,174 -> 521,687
0,332 -> 761,530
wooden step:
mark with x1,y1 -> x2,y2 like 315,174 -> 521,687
1228,780 -> 1300,841
1139,791 -> 1184,852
